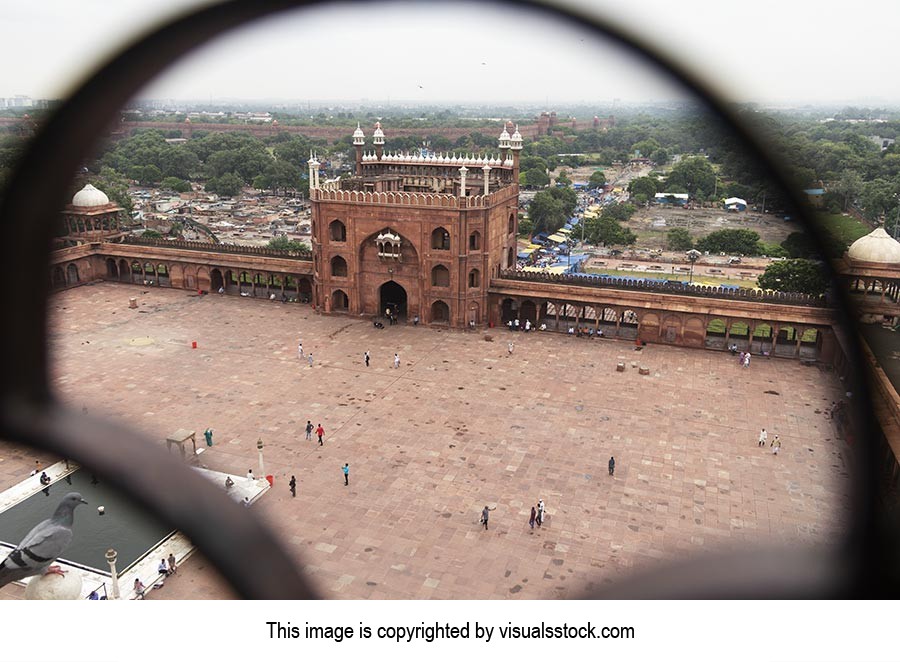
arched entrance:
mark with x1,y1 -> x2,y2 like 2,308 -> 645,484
105,258 -> 118,279
210,269 -> 224,293
379,280 -> 407,320
430,300 -> 450,324
520,300 -> 537,324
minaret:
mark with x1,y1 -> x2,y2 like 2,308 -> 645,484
307,151 -> 316,194
352,122 -> 365,176
373,121 -> 385,161
308,151 -> 320,192
498,125 -> 510,163
509,125 -> 523,179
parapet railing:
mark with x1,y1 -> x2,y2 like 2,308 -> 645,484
310,186 -> 515,209
121,236 -> 312,260
496,269 -> 829,307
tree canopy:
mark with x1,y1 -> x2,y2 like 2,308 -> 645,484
527,187 -> 577,235
695,229 -> 761,255
666,228 -> 693,251
665,155 -> 716,199
589,170 -> 607,188
757,259 -> 828,296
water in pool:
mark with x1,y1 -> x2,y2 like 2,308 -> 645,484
0,470 -> 174,574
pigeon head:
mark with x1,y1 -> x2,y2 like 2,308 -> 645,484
52,492 -> 88,525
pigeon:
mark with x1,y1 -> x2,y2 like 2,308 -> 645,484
0,492 -> 87,588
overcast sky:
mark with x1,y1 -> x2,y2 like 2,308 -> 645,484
2,0 -> 897,107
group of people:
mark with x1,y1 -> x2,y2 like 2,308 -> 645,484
133,553 -> 178,599
569,326 -> 604,338
507,318 -> 533,332
305,420 -> 325,445
527,499 -> 546,529
757,428 -> 782,454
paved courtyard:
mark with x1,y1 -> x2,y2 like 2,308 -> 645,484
1,282 -> 851,599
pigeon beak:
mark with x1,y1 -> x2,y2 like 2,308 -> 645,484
80,498 -> 88,504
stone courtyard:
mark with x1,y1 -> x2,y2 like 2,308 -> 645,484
0,282 -> 851,599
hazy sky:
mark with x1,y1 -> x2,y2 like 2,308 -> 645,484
2,0 -> 897,106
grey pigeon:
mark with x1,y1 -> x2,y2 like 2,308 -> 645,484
0,492 -> 87,588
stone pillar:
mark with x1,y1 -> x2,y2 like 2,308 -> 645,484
459,165 -> 468,198
106,549 -> 120,600
482,165 -> 491,195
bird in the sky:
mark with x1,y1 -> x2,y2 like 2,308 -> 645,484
0,492 -> 87,588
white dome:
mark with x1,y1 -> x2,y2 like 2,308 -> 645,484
848,227 -> 900,263
72,184 -> 110,208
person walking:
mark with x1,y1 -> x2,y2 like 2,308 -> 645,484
537,499 -> 545,527
393,353 -> 400,369
342,463 -> 350,486
772,435 -> 781,455
758,428 -> 767,447
203,427 -> 214,447
167,553 -> 177,575
608,456 -> 616,476
364,351 -> 370,367
743,352 -> 751,368
305,420 -> 313,440
481,505 -> 490,530
507,341 -> 514,356
246,468 -> 255,483
289,475 -> 297,497
316,423 -> 325,446
297,341 -> 303,358
308,353 -> 314,368
529,505 -> 536,529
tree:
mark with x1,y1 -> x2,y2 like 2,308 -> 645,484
666,228 -> 693,251
207,172 -> 243,197
650,147 -> 669,165
528,190 -> 567,235
589,170 -> 607,188
268,236 -> 311,255
92,166 -> 133,220
696,229 -> 761,255
141,229 -> 164,239
832,169 -> 863,211
665,155 -> 716,198
584,215 -> 636,247
780,232 -> 820,259
160,176 -> 190,193
601,202 -> 636,223
628,175 -> 658,200
757,259 -> 828,296
524,167 -> 550,188
859,178 -> 898,221
556,170 -> 572,186
547,185 -> 578,218
137,164 -> 162,185
517,216 -> 534,238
